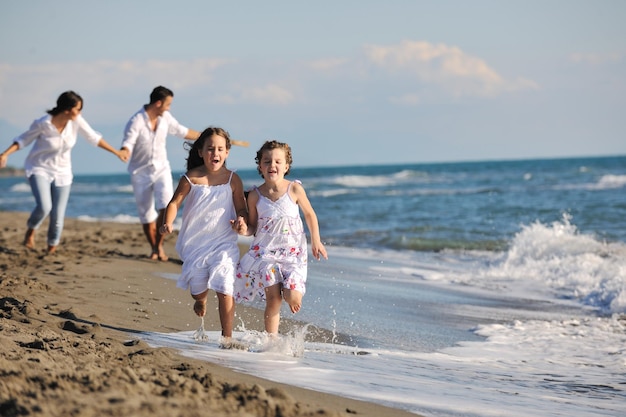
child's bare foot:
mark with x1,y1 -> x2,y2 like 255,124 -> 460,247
219,337 -> 249,350
283,290 -> 302,314
193,299 -> 207,317
23,229 -> 35,249
149,252 -> 159,261
288,302 -> 301,314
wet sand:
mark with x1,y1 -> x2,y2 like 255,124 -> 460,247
0,211 -> 419,417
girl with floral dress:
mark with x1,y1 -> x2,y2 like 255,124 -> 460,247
234,140 -> 327,335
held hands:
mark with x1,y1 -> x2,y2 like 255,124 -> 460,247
230,216 -> 248,235
117,148 -> 130,163
160,223 -> 173,235
0,154 -> 7,168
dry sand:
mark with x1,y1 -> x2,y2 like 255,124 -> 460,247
0,211 -> 419,417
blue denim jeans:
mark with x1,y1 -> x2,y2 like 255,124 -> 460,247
27,175 -> 71,246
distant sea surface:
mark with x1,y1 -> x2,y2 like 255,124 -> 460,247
3,155 -> 626,416
3,156 -> 625,250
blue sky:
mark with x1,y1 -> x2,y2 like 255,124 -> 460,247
1,0 -> 624,174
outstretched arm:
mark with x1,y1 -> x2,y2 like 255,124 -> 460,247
97,138 -> 128,162
184,129 -> 201,141
0,142 -> 19,168
182,126 -> 248,147
291,182 -> 328,260
231,140 -> 250,147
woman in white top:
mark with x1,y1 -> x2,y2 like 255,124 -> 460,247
0,91 -> 127,253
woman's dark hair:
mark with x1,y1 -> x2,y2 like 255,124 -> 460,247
47,91 -> 83,116
149,86 -> 174,105
185,126 -> 232,170
255,140 -> 293,177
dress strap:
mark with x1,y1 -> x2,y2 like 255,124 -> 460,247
227,170 -> 234,184
250,185 -> 259,196
287,180 -> 302,191
182,174 -> 192,184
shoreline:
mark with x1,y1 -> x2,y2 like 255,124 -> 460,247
0,211 -> 419,417
0,167 -> 25,178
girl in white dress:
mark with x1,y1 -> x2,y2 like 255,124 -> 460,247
161,127 -> 247,342
234,140 -> 327,335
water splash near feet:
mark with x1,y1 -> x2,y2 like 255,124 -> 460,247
192,317 -> 209,342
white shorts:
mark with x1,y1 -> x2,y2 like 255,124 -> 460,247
130,169 -> 174,224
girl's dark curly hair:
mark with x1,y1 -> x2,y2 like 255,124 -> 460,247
255,140 -> 293,177
185,126 -> 231,171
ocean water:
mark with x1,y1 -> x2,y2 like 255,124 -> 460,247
2,156 -> 626,416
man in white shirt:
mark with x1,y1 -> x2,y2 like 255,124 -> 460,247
120,86 -> 200,261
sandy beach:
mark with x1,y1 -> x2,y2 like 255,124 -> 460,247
0,211 -> 419,417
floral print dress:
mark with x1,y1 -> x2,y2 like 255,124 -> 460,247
235,181 -> 307,303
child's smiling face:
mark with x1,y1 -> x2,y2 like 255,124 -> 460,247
259,148 -> 289,181
200,134 -> 229,171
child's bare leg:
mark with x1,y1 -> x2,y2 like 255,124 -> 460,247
192,290 -> 209,317
282,288 -> 303,314
23,228 -> 35,249
216,292 -> 235,338
264,284 -> 283,334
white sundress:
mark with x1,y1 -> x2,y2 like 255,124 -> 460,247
235,181 -> 308,303
175,172 -> 239,296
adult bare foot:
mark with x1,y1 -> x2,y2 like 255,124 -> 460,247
158,248 -> 168,262
149,252 -> 159,261
23,229 -> 35,249
47,245 -> 57,254
193,299 -> 207,317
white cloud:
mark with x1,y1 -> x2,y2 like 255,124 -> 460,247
309,58 -> 349,71
240,83 -> 295,105
0,59 -> 231,125
214,84 -> 295,105
363,40 -> 538,98
570,52 -> 623,65
0,58 -> 302,128
0,41 -> 539,128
